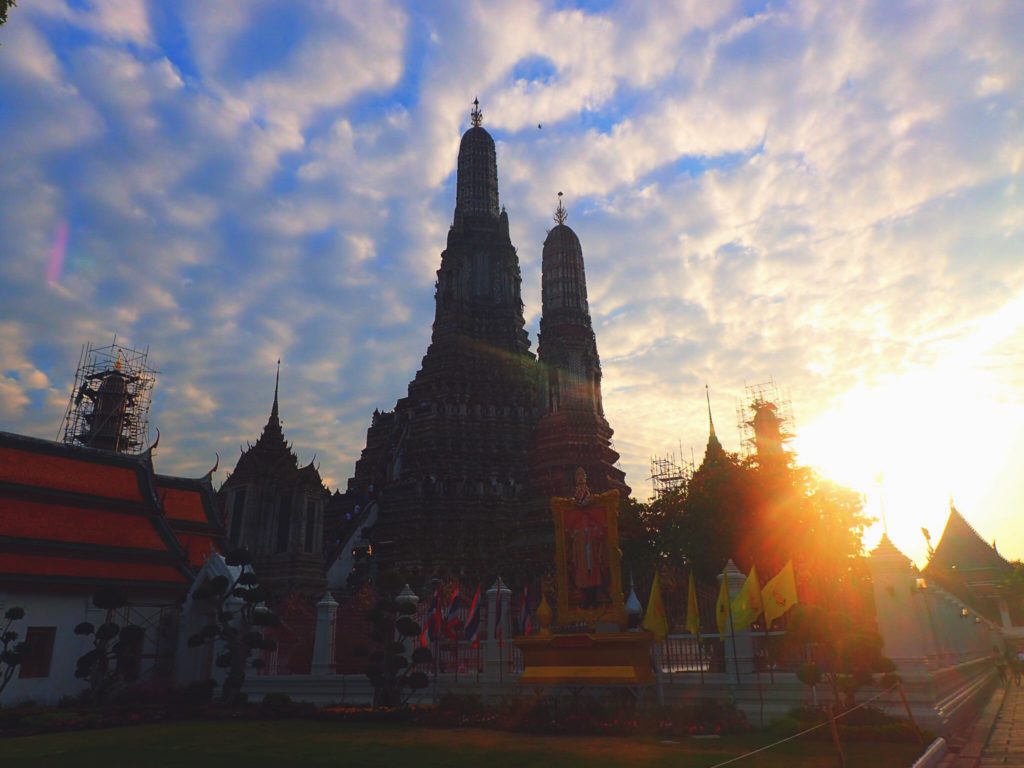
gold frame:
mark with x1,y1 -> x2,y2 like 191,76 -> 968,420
552,489 -> 626,628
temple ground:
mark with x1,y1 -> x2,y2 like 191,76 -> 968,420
3,720 -> 923,767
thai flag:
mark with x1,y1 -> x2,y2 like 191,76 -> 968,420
419,586 -> 441,648
463,583 -> 481,648
444,582 -> 462,640
518,584 -> 532,635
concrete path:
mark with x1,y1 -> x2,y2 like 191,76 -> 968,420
979,682 -> 1024,767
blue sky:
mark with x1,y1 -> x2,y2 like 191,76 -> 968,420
1,0 -> 1023,566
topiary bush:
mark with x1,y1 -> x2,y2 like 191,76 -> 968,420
74,588 -> 144,703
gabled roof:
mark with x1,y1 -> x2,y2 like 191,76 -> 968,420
223,371 -> 326,492
923,504 -> 1011,583
154,473 -> 225,568
0,431 -> 213,594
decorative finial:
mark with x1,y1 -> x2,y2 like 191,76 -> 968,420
471,97 -> 483,128
271,359 -> 281,420
554,191 -> 567,225
705,384 -> 716,438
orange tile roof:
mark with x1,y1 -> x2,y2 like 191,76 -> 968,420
0,552 -> 187,585
0,497 -> 167,550
157,485 -> 208,523
0,446 -> 143,502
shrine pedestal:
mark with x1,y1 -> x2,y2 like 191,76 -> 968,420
515,631 -> 656,686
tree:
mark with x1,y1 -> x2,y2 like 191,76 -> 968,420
358,573 -> 432,707
680,453 -> 759,580
1,606 -> 27,699
787,604 -> 895,710
74,588 -> 145,703
618,494 -> 658,583
1,2 -> 16,27
187,548 -> 279,703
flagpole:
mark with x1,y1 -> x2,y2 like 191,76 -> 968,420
697,630 -> 705,684
726,575 -> 740,685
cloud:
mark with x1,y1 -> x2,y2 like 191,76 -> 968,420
1,0 -> 1022,565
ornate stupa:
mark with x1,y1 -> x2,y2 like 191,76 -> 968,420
530,194 -> 628,500
346,99 -> 543,574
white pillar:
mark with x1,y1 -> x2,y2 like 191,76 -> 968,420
719,560 -> 754,676
484,577 -> 512,681
312,592 -> 339,675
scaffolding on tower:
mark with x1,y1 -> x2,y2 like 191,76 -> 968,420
735,377 -> 795,463
58,339 -> 157,454
648,449 -> 693,499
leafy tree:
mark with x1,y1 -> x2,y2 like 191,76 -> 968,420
1002,561 -> 1024,598
618,495 -> 658,583
680,452 -> 759,580
787,604 -> 895,710
1,606 -> 27,699
1,1 -> 15,27
187,548 -> 279,703
74,588 -> 145,703
358,572 -> 432,707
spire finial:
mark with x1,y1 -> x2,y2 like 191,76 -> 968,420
554,191 -> 567,225
705,384 -> 716,438
272,359 -> 280,420
471,97 -> 483,128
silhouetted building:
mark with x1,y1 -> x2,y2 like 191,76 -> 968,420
344,103 -> 627,578
221,365 -> 328,597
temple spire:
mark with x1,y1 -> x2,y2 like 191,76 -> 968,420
454,97 -> 499,221
271,359 -> 281,422
554,191 -> 567,225
706,384 -> 717,440
701,385 -> 725,466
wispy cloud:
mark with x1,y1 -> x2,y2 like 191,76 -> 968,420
0,0 -> 1021,563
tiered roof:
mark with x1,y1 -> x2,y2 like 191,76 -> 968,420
923,504 -> 1011,588
0,431 -> 222,594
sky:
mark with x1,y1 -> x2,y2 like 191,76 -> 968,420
1,1 -> 1022,568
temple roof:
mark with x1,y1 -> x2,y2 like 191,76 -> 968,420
0,430 -> 207,593
225,366 -> 326,491
154,473 -> 225,568
923,504 -> 1011,583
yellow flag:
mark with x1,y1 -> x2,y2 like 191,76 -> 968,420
642,571 -> 669,641
685,572 -> 700,637
731,565 -> 762,632
715,572 -> 731,635
761,560 -> 798,627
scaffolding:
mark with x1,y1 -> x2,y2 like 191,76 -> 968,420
735,377 -> 795,461
649,450 -> 694,499
59,339 -> 157,454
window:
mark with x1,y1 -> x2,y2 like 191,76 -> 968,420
304,499 -> 316,553
275,493 -> 292,553
19,627 -> 56,678
229,488 -> 246,544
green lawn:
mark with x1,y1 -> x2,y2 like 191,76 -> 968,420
2,720 -> 923,767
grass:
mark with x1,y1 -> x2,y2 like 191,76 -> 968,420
2,720 -> 924,767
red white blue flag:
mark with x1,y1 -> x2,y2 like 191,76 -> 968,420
463,583 -> 481,648
419,585 -> 441,648
444,582 -> 462,640
518,584 -> 532,635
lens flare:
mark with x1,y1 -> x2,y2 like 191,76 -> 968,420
46,222 -> 69,286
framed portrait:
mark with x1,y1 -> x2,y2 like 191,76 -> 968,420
552,487 -> 625,628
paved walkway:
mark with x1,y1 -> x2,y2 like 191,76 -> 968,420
980,682 -> 1024,767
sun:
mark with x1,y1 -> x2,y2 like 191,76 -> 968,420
792,291 -> 1024,567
